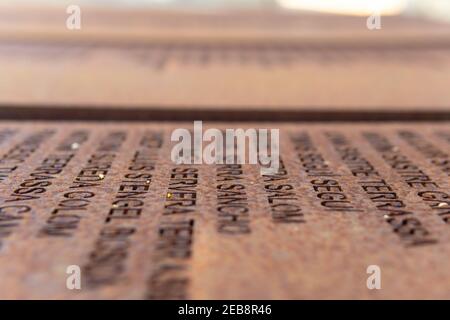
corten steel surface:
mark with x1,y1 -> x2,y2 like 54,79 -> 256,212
0,6 -> 449,300
0,122 -> 449,299
1,7 -> 450,116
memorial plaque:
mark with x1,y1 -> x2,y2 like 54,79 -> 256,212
0,121 -> 448,299
0,3 -> 449,301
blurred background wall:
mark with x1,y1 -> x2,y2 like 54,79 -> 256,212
2,0 -> 450,22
